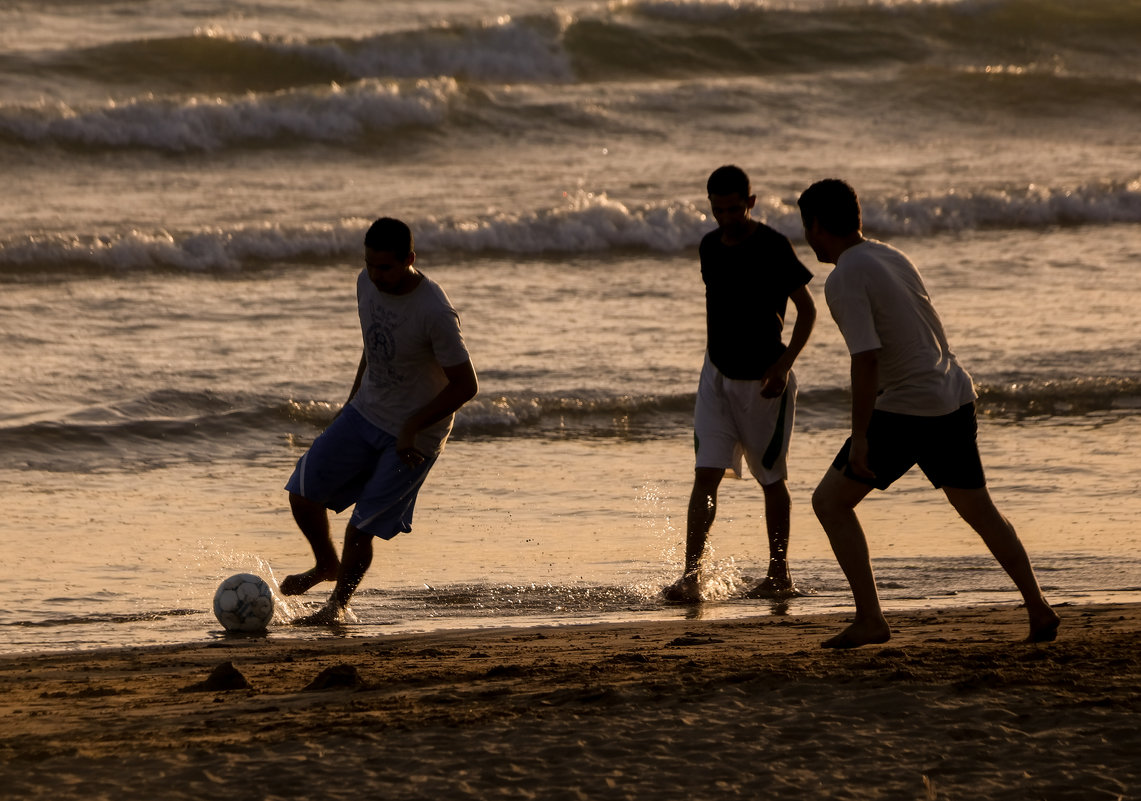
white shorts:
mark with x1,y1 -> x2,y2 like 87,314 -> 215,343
693,354 -> 797,485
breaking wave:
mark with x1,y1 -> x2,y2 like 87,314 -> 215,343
3,180 -> 1139,276
2,378 -> 1137,473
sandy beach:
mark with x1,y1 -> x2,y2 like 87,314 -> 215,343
2,603 -> 1138,800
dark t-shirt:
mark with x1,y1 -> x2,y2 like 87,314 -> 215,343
700,222 -> 812,380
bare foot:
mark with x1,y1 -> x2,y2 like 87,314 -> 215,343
821,618 -> 892,649
744,576 -> 801,599
280,566 -> 338,596
662,573 -> 701,603
293,602 -> 349,626
1026,607 -> 1061,643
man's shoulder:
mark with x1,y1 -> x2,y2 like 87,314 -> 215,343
828,240 -> 921,303
700,222 -> 795,255
416,274 -> 458,308
826,247 -> 873,293
360,273 -> 458,319
749,224 -> 807,269
842,238 -> 906,263
837,240 -> 917,282
751,220 -> 792,243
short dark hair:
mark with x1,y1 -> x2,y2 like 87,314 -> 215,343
707,165 -> 751,198
797,179 -> 862,237
364,217 -> 414,257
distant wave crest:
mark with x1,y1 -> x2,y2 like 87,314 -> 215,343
3,180 -> 1140,275
1,379 -> 1137,473
0,194 -> 711,273
3,0 -> 1138,156
6,0 -> 1138,98
0,78 -> 458,151
863,179 -> 1141,236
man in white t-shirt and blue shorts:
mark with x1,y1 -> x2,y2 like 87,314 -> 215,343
281,217 -> 478,624
665,166 -> 817,602
798,178 -> 1059,648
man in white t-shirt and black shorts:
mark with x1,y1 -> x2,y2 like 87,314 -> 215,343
798,178 -> 1059,648
281,217 -> 478,624
665,165 -> 816,602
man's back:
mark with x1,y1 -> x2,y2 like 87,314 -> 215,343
825,239 -> 974,416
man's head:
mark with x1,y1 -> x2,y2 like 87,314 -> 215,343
364,217 -> 416,293
707,165 -> 756,235
797,179 -> 863,263
707,165 -> 751,198
365,217 -> 414,258
797,179 -> 861,237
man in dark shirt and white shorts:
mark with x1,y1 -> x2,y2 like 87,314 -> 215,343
665,165 -> 816,602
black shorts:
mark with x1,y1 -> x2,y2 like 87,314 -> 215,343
832,402 -> 986,490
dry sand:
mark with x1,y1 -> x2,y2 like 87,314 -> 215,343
2,603 -> 1138,800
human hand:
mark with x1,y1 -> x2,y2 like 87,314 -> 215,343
847,436 -> 876,480
396,427 -> 426,468
398,447 -> 426,468
760,366 -> 788,399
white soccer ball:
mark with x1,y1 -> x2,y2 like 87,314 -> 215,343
213,573 -> 275,632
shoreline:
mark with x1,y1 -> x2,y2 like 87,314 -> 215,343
3,602 -> 1139,799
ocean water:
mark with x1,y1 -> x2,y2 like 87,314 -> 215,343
2,0 -> 1140,655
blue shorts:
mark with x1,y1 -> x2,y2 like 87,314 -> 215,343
832,402 -> 986,491
284,405 -> 436,540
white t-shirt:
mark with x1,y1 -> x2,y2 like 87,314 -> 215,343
824,240 -> 976,416
350,270 -> 471,454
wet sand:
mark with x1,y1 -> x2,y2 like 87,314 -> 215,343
2,603 -> 1138,800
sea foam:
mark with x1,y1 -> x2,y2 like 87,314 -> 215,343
3,181 -> 1139,275
0,78 -> 458,151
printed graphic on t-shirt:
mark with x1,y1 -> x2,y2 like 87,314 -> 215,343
365,305 -> 406,388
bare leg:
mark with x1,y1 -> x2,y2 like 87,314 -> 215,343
330,525 -> 374,610
943,486 -> 1060,642
281,492 -> 341,596
746,479 -> 797,597
294,524 -> 375,625
812,467 -> 890,648
685,467 -> 725,577
663,467 -> 724,602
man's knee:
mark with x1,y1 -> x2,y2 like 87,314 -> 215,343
810,482 -> 832,520
289,491 -> 323,515
812,468 -> 864,520
692,467 -> 725,493
943,486 -> 1004,527
760,478 -> 790,500
344,524 -> 373,543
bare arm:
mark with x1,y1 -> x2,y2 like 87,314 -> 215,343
396,360 -> 479,462
847,348 -> 879,479
761,284 -> 817,398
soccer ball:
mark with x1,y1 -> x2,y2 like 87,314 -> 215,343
213,573 -> 275,632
